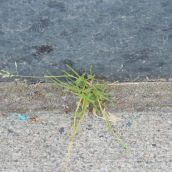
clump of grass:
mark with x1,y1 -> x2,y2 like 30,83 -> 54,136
0,65 -> 129,170
45,66 -> 129,170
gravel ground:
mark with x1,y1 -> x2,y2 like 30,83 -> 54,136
0,82 -> 172,172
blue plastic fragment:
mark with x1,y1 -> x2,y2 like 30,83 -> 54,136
19,114 -> 30,121
9,112 -> 30,121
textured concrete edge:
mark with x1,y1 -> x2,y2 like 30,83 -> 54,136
1,81 -> 172,114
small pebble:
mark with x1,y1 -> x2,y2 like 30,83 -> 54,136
126,121 -> 132,127
59,127 -> 64,134
152,143 -> 156,147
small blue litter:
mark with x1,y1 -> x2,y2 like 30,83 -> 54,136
19,114 -> 30,121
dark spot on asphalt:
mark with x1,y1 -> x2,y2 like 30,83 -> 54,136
59,127 -> 65,134
29,18 -> 50,32
47,1 -> 66,12
93,33 -> 104,41
33,45 -> 53,55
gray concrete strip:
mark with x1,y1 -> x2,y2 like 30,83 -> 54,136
0,82 -> 172,171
